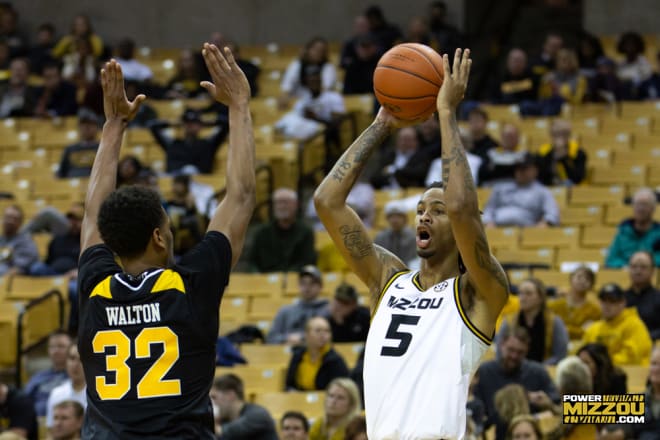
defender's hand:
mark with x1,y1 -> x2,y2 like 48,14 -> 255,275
200,43 -> 250,107
101,59 -> 146,122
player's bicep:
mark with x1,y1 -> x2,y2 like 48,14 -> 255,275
451,216 -> 508,310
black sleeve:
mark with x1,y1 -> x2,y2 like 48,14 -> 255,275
562,149 -> 587,185
285,349 -> 303,390
57,149 -> 70,178
220,404 -> 275,439
7,388 -> 37,439
148,120 -> 173,151
78,244 -> 122,298
177,231 -> 232,306
316,350 -> 349,390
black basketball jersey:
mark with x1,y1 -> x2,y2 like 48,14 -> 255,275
77,231 -> 232,439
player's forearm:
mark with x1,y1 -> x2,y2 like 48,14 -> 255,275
84,119 -> 125,218
315,120 -> 391,208
438,109 -> 479,216
225,102 -> 256,205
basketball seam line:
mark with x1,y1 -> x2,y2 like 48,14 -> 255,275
402,43 -> 444,82
374,88 -> 437,100
375,64 -> 442,88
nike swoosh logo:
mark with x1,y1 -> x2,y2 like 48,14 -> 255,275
394,283 -> 405,289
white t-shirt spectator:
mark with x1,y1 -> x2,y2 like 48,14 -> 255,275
45,380 -> 87,427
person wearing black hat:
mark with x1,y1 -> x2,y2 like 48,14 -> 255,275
482,152 -> 560,227
56,108 -> 101,178
148,107 -> 228,174
580,283 -> 652,366
325,283 -> 370,343
266,265 -> 329,345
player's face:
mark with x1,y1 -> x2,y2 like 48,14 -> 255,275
281,417 -> 308,440
517,281 -> 543,313
48,334 -> 71,369
577,351 -> 597,378
500,336 -> 528,372
511,421 -> 539,440
51,406 -> 82,440
325,384 -> 351,418
415,188 -> 453,259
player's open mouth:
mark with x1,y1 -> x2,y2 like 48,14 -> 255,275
416,229 -> 431,249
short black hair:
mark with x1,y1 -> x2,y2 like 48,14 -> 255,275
281,411 -> 309,432
617,31 -> 646,55
213,374 -> 244,400
425,181 -> 444,191
98,186 -> 166,259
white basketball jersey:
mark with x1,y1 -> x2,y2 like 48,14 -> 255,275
364,271 -> 491,440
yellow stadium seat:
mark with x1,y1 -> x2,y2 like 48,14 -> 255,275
519,227 -> 578,250
240,344 -> 292,367
248,297 -> 292,321
648,164 -> 660,187
549,187 -> 568,208
556,248 -> 606,267
485,227 -> 520,251
506,269 -> 529,285
220,297 -> 249,323
632,134 -> 660,151
560,205 -> 603,226
31,233 -> 52,260
622,365 -> 650,393
215,365 -> 287,397
570,185 -> 625,206
532,269 -> 569,290
590,165 -> 647,187
594,269 -> 628,290
579,133 -> 632,153
225,273 -> 283,298
7,275 -> 68,300
495,248 -> 555,269
333,342 -> 364,369
0,302 -> 18,367
283,271 -> 342,298
604,205 -> 630,226
254,391 -> 326,421
581,225 -> 616,248
611,148 -> 660,168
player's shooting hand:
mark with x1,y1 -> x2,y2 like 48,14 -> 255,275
200,43 -> 250,107
437,48 -> 472,112
101,59 -> 146,122
374,106 -> 422,129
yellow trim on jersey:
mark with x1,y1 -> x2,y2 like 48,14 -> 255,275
90,275 -> 113,299
371,270 -> 409,319
411,272 -> 424,291
151,270 -> 186,294
453,276 -> 492,345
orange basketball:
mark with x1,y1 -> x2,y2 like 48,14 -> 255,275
373,43 -> 444,121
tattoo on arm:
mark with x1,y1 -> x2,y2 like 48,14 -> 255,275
329,121 -> 390,184
474,232 -> 509,291
332,159 -> 352,182
339,225 -> 374,259
370,248 -> 404,304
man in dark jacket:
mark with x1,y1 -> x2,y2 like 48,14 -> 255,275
370,127 -> 431,189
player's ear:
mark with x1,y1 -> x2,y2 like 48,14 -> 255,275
152,227 -> 167,251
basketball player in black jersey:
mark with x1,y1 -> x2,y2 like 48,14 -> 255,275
77,44 -> 255,439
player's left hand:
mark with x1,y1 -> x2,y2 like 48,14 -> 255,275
201,43 -> 250,107
101,59 -> 146,122
436,48 -> 471,112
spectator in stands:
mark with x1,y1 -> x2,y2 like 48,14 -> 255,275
538,48 -> 588,109
50,400 -> 84,440
624,251 -> 660,340
530,32 -> 563,77
482,153 -> 560,227
285,316 -> 349,391
308,378 -> 361,440
581,283 -> 652,366
280,37 -> 337,105
0,381 -> 38,440
344,415 -> 367,440
467,107 -> 497,160
599,345 -> 660,440
616,31 -> 653,94
577,31 -> 605,77
24,330 -> 71,417
577,342 -> 627,395
370,127 -> 431,189
281,411 -> 310,440
605,187 -> 660,268
363,5 -> 402,52
405,17 -> 435,48
0,204 -> 39,276
267,265 -> 328,344
116,155 -> 145,187
374,201 -> 417,265
491,48 -> 539,106
506,415 -> 542,440
427,1 -> 461,55
425,128 -> 482,187
247,188 -> 316,273
639,50 -> 660,100
34,60 -> 78,118
341,31 -> 380,95
52,14 -> 104,59
166,174 -> 204,258
125,80 -> 157,127
493,384 -> 530,440
548,266 -> 601,341
588,56 -> 627,103
0,6 -> 26,58
210,374 -> 278,440
0,40 -> 10,72
466,371 -> 487,440
306,181 -> 375,232
114,37 -> 153,82
473,326 -> 559,436
46,342 -> 86,430
149,108 -> 228,174
56,108 -> 101,178
498,278 -> 569,365
536,119 -> 587,186
61,37 -> 99,89
418,114 -> 441,157
325,283 -> 370,343
0,57 -> 39,117
165,48 -> 206,99
478,123 -> 525,185
29,23 -> 57,75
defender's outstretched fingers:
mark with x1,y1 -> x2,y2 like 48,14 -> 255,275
203,44 -> 224,81
223,47 -> 237,67
209,44 -> 231,73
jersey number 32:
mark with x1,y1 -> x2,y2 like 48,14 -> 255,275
92,326 -> 181,400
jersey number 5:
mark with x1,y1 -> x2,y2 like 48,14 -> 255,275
380,314 -> 420,357
92,327 -> 181,400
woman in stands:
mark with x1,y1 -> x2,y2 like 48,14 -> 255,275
548,266 -> 601,341
577,342 -> 627,395
506,415 -> 542,440
309,378 -> 362,440
280,36 -> 337,104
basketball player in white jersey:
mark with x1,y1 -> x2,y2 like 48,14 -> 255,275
313,49 -> 508,440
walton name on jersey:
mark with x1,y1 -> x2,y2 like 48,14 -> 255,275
105,303 -> 162,327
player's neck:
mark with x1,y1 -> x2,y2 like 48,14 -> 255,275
418,251 -> 460,289
122,256 -> 166,277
